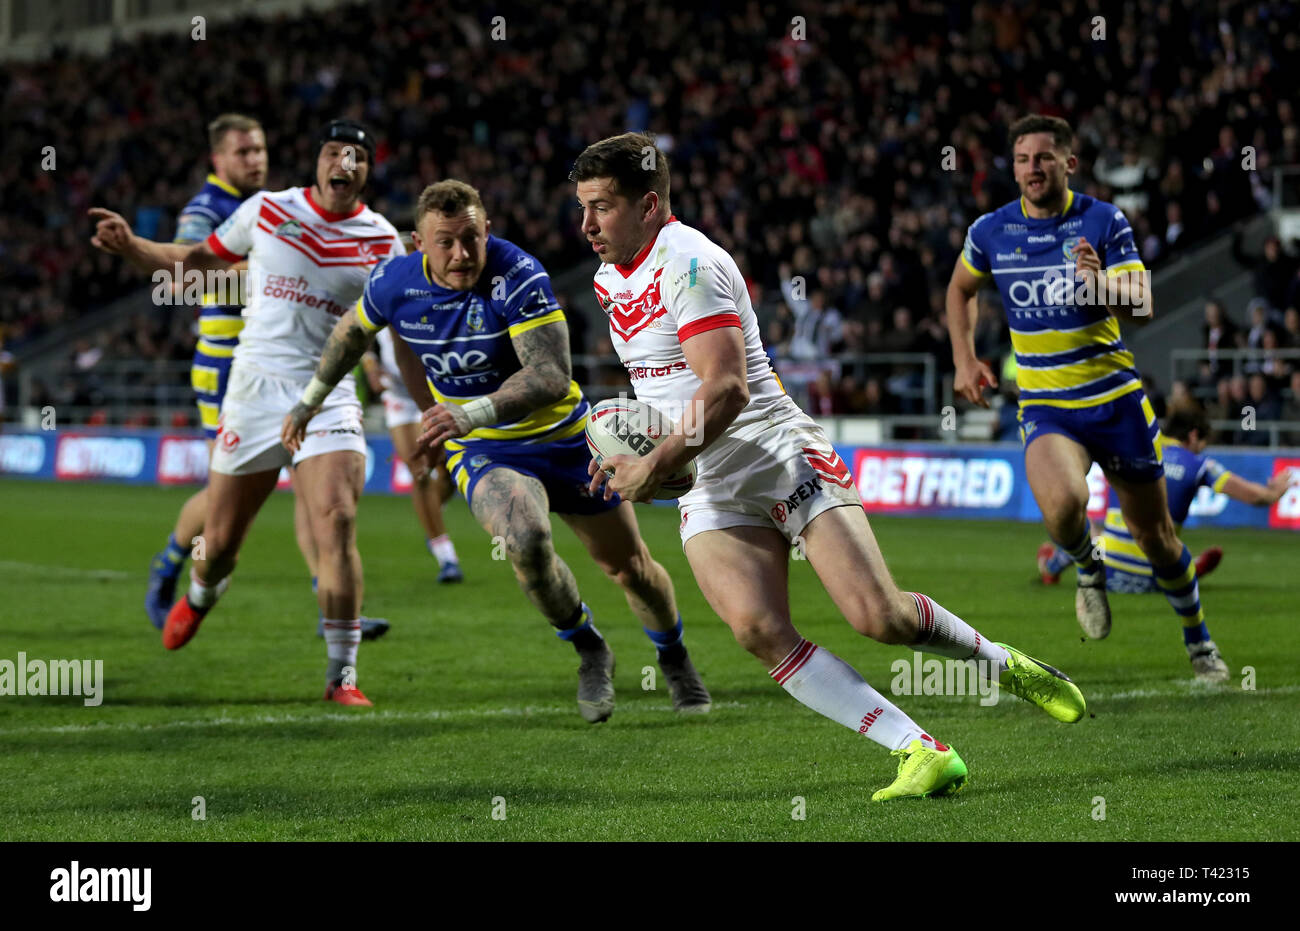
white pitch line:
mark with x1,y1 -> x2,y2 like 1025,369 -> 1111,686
0,700 -> 752,737
0,560 -> 129,581
2,683 -> 1298,737
1093,683 -> 1300,701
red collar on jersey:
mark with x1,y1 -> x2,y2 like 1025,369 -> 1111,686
304,186 -> 366,222
614,215 -> 678,278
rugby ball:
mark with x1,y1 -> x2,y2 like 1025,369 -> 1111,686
586,397 -> 697,500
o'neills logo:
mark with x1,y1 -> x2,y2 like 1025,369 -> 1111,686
0,652 -> 103,706
49,861 -> 151,911
858,706 -> 885,735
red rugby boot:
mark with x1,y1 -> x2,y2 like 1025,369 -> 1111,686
162,598 -> 208,651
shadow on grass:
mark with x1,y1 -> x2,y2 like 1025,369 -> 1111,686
961,747 -> 1300,800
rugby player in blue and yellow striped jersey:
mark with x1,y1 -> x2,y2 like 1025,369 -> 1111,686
144,114 -> 266,628
284,180 -> 712,721
947,115 -> 1208,660
1037,405 -> 1296,680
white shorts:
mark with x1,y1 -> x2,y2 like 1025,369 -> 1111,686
383,385 -> 422,430
211,364 -> 366,476
678,406 -> 861,545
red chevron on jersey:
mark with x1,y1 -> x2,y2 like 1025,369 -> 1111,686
257,200 -> 394,266
598,269 -> 666,341
803,446 -> 852,487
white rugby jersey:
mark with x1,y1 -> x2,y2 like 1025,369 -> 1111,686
592,219 -> 791,466
205,186 -> 402,394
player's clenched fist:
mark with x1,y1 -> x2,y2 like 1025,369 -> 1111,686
1073,236 -> 1102,283
88,207 -> 133,254
954,357 -> 998,408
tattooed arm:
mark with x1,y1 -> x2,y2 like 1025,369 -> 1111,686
493,319 -> 573,422
419,320 -> 572,449
281,308 -> 377,452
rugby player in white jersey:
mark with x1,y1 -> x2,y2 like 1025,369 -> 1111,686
362,324 -> 464,583
140,114 -> 389,643
576,132 -> 1087,800
89,120 -> 403,706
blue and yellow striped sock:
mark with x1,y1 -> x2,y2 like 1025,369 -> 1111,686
1045,546 -> 1073,575
157,534 -> 189,578
1151,545 -> 1207,642
555,602 -> 604,651
644,615 -> 687,663
1055,522 -> 1100,576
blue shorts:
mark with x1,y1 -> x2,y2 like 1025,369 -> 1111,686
191,348 -> 235,440
1018,389 -> 1164,483
445,432 -> 621,516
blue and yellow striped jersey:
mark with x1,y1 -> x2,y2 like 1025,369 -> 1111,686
356,235 -> 587,448
176,173 -> 251,358
1158,440 -> 1231,525
962,190 -> 1147,409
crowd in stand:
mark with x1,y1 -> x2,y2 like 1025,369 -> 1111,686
3,0 -> 1300,436
1172,234 -> 1300,444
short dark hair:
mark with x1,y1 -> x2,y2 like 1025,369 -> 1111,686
207,113 -> 262,153
1163,403 -> 1211,442
1008,115 -> 1075,154
415,180 -> 486,226
570,132 -> 671,208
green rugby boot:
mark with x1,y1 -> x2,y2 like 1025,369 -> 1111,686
997,642 -> 1086,723
871,739 -> 968,802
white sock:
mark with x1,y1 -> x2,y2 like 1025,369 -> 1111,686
907,592 -> 1009,671
428,535 -> 458,563
323,618 -> 361,683
187,570 -> 229,608
770,639 -> 942,751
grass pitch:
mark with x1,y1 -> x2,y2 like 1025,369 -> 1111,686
1,479 -> 1297,841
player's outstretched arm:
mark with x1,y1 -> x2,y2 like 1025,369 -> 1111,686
88,208 -> 231,277
1220,469 -> 1297,507
282,308 -> 377,453
591,325 -> 748,503
946,259 -> 997,407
